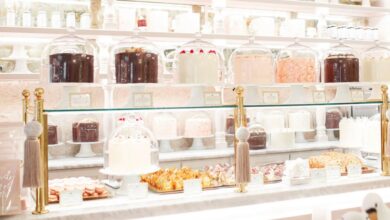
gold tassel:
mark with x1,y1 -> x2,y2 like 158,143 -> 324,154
235,127 -> 251,187
23,121 -> 43,188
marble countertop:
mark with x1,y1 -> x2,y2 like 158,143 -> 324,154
5,174 -> 390,220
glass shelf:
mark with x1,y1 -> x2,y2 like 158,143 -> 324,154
44,101 -> 382,113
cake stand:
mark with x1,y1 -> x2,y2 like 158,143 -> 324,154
2,44 -> 37,74
156,136 -> 182,152
48,142 -> 64,160
100,166 -> 159,196
185,135 -> 214,150
67,139 -> 105,158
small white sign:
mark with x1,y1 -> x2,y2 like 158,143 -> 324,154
310,168 -> 327,184
128,182 -> 148,199
263,91 -> 279,104
347,164 -> 362,177
59,189 -> 83,206
183,179 -> 202,194
250,173 -> 264,186
69,93 -> 91,108
133,92 -> 153,108
313,91 -> 326,103
204,92 -> 222,106
351,88 -> 364,102
325,165 -> 341,180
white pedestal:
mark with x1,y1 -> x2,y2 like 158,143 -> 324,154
214,109 -> 227,149
67,140 -> 105,158
316,107 -> 328,142
188,86 -> 205,106
331,84 -> 351,103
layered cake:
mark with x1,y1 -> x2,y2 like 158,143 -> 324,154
362,57 -> 390,82
276,57 -> 316,83
269,129 -> 295,149
48,125 -> 58,145
72,120 -> 99,142
115,48 -> 158,83
184,117 -> 212,137
324,56 -> 359,82
248,126 -> 267,150
178,49 -> 219,84
108,135 -> 152,173
49,53 -> 94,83
262,112 -> 285,132
288,111 -> 311,131
325,109 -> 342,129
152,114 -> 177,139
232,54 -> 274,84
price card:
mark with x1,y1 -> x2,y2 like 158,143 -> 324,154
313,91 -> 326,103
325,165 -> 341,180
250,173 -> 264,186
128,182 -> 148,199
133,92 -> 153,108
183,179 -> 202,194
310,168 -> 327,184
204,92 -> 222,106
60,189 -> 83,206
347,164 -> 362,177
69,93 -> 91,108
351,88 -> 364,102
263,91 -> 279,104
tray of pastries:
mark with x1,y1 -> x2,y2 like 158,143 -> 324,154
49,177 -> 109,203
141,167 -> 221,193
308,151 -> 374,175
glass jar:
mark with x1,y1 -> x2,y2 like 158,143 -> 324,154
42,31 -> 98,83
110,33 -> 163,83
361,42 -> 390,82
275,40 -> 319,83
107,123 -> 159,174
174,35 -> 224,84
247,124 -> 267,150
324,41 -> 359,83
228,37 -> 274,85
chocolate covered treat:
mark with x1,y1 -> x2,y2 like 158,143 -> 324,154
115,48 -> 158,83
326,111 -> 342,129
72,121 -> 99,142
248,130 -> 267,150
48,125 -> 58,145
50,53 -> 94,83
324,56 -> 359,83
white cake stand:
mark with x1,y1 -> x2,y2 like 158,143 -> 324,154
184,135 -> 214,150
48,142 -> 64,160
67,139 -> 105,158
156,136 -> 182,153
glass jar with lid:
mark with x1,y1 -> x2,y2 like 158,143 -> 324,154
228,37 -> 274,85
361,42 -> 390,82
42,30 -> 98,83
110,32 -> 163,84
324,41 -> 359,83
247,123 -> 267,150
275,40 -> 319,83
174,34 -> 225,84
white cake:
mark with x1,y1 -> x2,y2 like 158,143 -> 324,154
262,112 -> 285,132
269,129 -> 295,149
340,117 -> 379,151
108,136 -> 152,174
152,115 -> 177,139
288,111 -> 311,131
184,117 -> 212,137
178,52 -> 219,84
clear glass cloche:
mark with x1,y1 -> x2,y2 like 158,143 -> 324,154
324,41 -> 359,83
361,42 -> 390,82
107,123 -> 159,174
247,123 -> 267,150
110,32 -> 163,84
275,40 -> 319,83
228,37 -> 274,85
174,34 -> 225,84
42,30 -> 98,83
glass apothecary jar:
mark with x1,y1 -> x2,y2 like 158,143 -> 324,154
361,42 -> 390,82
324,41 -> 359,83
174,35 -> 224,84
247,124 -> 267,150
110,33 -> 163,84
42,32 -> 98,83
228,37 -> 274,85
107,123 -> 159,174
275,40 -> 319,83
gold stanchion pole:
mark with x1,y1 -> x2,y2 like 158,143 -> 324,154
22,90 -> 30,124
381,85 -> 390,176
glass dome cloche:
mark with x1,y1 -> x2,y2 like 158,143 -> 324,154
228,37 -> 274,85
275,39 -> 319,83
173,34 -> 225,84
42,29 -> 98,83
361,42 -> 390,82
110,32 -> 163,84
247,123 -> 267,150
324,41 -> 359,83
106,123 -> 159,175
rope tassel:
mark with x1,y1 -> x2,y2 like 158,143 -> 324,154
235,127 -> 251,185
23,121 -> 43,188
